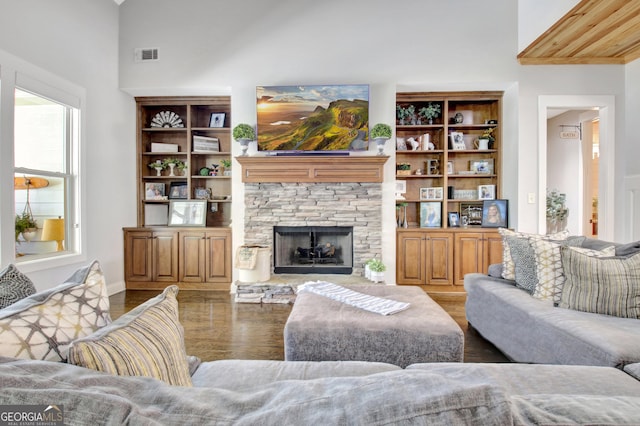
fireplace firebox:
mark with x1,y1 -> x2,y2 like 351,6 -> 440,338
273,226 -> 353,274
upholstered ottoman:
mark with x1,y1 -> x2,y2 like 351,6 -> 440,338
284,285 -> 463,367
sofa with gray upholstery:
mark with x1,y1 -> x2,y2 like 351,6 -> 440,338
465,236 -> 640,368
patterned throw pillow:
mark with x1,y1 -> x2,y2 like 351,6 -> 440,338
530,238 -> 607,304
0,260 -> 111,362
0,264 -> 36,309
498,229 -> 569,280
559,249 -> 640,319
68,285 -> 193,387
505,236 -> 538,294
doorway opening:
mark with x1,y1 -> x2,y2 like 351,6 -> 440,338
538,95 -> 614,241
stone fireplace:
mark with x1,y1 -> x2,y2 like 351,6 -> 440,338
243,182 -> 381,277
237,156 -> 387,278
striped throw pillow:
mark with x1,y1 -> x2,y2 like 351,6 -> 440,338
68,285 -> 192,387
559,248 -> 640,319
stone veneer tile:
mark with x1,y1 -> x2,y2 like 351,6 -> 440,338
244,182 -> 382,276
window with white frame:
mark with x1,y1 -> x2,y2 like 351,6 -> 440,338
14,87 -> 80,261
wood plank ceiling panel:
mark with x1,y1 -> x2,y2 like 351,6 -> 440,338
518,0 -> 640,65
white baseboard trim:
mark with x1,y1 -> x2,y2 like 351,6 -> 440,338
107,280 -> 126,296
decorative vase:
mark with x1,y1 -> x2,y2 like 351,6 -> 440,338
403,205 -> 408,228
374,137 -> 387,156
167,163 -> 176,176
154,167 -> 163,176
238,138 -> 251,156
428,118 -> 434,125
397,207 -> 403,227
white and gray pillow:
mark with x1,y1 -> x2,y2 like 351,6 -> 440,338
0,261 -> 111,361
498,229 -> 569,280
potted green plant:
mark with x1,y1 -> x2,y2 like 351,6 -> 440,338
546,189 -> 569,232
163,158 -> 186,176
148,160 -> 166,176
418,102 -> 441,124
220,158 -> 232,176
232,123 -> 255,156
368,259 -> 386,283
396,162 -> 411,176
396,105 -> 409,125
370,123 -> 392,155
15,212 -> 38,242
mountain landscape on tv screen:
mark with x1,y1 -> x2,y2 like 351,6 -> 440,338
257,85 -> 369,151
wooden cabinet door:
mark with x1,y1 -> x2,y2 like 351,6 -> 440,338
483,231 -> 503,272
179,231 -> 206,283
205,230 -> 232,283
396,231 -> 426,285
152,230 -> 179,282
454,232 -> 484,285
124,230 -> 153,282
425,233 -> 453,285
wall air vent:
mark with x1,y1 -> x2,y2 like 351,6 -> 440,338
134,48 -> 159,62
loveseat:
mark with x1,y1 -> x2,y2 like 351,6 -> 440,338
2,260 -> 640,424
465,231 -> 640,368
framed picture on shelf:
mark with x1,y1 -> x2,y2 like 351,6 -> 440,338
168,182 -> 188,199
449,132 -> 466,150
194,187 -> 212,200
168,200 -> 207,227
396,137 -> 407,151
461,202 -> 484,226
470,158 -> 494,174
209,113 -> 226,128
478,184 -> 496,200
447,161 -> 454,175
481,199 -> 508,228
145,183 -> 166,200
448,212 -> 460,227
193,135 -> 220,153
419,187 -> 443,201
395,180 -> 407,200
420,202 -> 441,228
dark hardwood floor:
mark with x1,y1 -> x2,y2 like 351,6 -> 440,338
109,287 -> 509,363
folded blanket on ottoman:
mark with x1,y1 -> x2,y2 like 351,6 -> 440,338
297,281 -> 410,315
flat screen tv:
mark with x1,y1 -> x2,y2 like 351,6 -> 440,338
256,84 -> 369,153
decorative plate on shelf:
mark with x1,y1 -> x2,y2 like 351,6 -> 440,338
150,111 -> 184,128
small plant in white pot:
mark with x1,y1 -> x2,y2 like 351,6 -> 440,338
148,160 -> 166,176
368,259 -> 386,283
233,123 -> 255,156
370,123 -> 392,156
221,158 -> 232,176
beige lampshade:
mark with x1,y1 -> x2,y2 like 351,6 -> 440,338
42,218 -> 65,251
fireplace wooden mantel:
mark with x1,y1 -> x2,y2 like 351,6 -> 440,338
236,155 -> 389,183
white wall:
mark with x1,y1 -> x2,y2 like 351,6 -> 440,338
0,0 -> 136,292
625,60 -> 640,239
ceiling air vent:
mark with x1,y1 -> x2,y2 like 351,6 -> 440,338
134,48 -> 159,62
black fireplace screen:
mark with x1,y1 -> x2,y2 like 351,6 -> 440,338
273,226 -> 353,274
